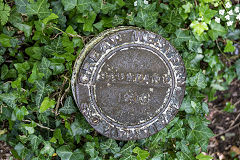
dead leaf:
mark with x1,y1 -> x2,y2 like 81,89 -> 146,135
230,146 -> 240,155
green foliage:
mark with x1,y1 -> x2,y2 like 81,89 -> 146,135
223,102 -> 236,112
59,96 -> 77,114
236,59 -> 240,79
132,147 -> 149,160
57,145 -> 84,160
224,40 -> 236,52
190,21 -> 208,35
196,153 -> 213,160
0,0 -> 10,25
13,106 -> 29,121
199,4 -> 217,24
208,21 -> 226,40
26,0 -> 51,19
0,0 -> 239,159
39,97 -> 56,113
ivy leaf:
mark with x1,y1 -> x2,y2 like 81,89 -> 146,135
100,139 -> 120,154
189,71 -> 207,89
14,23 -> 32,37
85,142 -> 99,158
70,118 -> 91,137
190,21 -> 208,35
29,135 -> 42,150
134,9 -> 158,30
8,6 -> 22,25
22,121 -> 37,134
40,141 -> 55,156
187,117 -> 214,143
182,2 -> 193,13
57,145 -> 85,160
26,0 -> 51,19
223,67 -> 236,85
172,29 -> 191,47
203,49 -> 222,69
202,102 -> 209,114
152,153 -> 173,160
14,143 -> 25,158
11,76 -> 22,89
100,2 -> 116,14
115,0 -> 125,7
236,59 -> 240,80
42,13 -> 58,24
0,92 -> 17,108
146,127 -> 168,146
62,36 -> 74,54
44,37 -> 65,55
224,40 -> 235,53
119,141 -> 135,157
28,63 -> 44,83
120,155 -> 137,160
188,38 -> 203,53
161,10 -> 182,26
39,97 -> 56,113
35,80 -> 46,106
35,80 -> 54,106
0,34 -> 12,47
14,106 -> 29,121
196,153 -> 213,160
92,0 -> 116,14
76,0 -> 91,13
49,60 -> 65,75
168,120 -> 185,139
132,147 -> 149,160
176,140 -> 194,160
25,47 -> 42,60
208,21 -> 226,40
1,64 -> 8,80
59,96 -> 77,114
15,0 -> 28,14
0,56 -> 4,65
61,0 -> 77,11
227,29 -> 240,40
83,12 -> 97,32
14,61 -> 30,74
199,4 -> 217,24
176,151 -> 191,160
39,57 -> 52,79
51,0 -> 67,28
0,0 -> 11,26
51,128 -> 64,145
65,25 -> 77,35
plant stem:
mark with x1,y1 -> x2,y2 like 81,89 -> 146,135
22,120 -> 54,131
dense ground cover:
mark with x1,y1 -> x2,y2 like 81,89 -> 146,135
0,0 -> 240,159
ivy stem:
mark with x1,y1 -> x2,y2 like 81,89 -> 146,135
215,39 -> 231,65
194,0 -> 198,6
54,77 -> 68,116
22,120 -> 54,131
50,25 -> 85,43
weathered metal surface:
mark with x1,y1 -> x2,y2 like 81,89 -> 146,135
71,26 -> 186,140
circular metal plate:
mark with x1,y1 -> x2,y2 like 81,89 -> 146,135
71,26 -> 186,140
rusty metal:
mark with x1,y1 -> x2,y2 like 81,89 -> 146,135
71,26 -> 186,140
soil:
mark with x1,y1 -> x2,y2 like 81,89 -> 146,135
207,79 -> 240,160
0,141 -> 12,160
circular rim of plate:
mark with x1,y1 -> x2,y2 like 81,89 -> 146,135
71,26 -> 186,140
